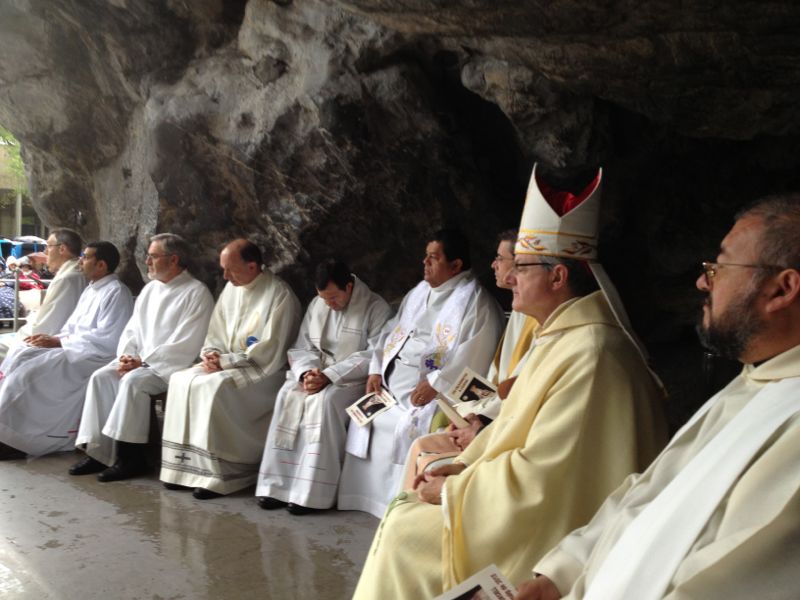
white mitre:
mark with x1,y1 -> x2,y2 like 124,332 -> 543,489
516,164 -> 602,260
516,164 -> 653,366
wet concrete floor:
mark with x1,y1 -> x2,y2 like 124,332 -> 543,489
0,452 -> 378,599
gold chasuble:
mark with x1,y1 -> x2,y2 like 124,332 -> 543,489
352,291 -> 668,599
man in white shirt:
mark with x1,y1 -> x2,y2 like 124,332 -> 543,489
70,233 -> 214,482
400,229 -> 539,488
256,259 -> 392,514
0,242 -> 133,460
0,228 -> 86,359
338,229 -> 505,518
160,239 -> 302,500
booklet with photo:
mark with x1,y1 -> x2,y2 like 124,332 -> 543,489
435,366 -> 498,427
346,389 -> 397,426
448,367 -> 497,404
432,564 -> 517,600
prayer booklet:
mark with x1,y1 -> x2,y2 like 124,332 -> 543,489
432,564 -> 517,600
435,366 -> 498,427
447,366 -> 497,403
346,389 -> 397,426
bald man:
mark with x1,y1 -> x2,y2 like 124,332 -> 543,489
159,239 -> 301,500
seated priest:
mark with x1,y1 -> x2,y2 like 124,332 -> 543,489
401,228 -> 538,488
255,259 -> 393,514
338,228 -> 505,518
69,233 -> 214,482
0,228 -> 87,359
159,239 -> 301,500
514,194 -> 800,600
352,165 -> 668,599
0,242 -> 133,460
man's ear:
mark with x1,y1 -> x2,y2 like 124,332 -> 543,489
550,263 -> 569,290
764,269 -> 800,313
450,258 -> 464,274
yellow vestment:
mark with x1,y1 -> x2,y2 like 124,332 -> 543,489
353,291 -> 668,599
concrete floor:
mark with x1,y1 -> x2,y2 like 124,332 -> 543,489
0,452 -> 378,599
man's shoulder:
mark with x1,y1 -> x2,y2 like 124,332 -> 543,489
251,271 -> 298,299
104,277 -> 133,300
554,320 -> 644,369
353,279 -> 391,310
177,272 -> 213,301
398,280 -> 428,303
50,264 -> 86,287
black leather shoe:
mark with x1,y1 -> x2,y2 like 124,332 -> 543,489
69,456 -> 106,475
257,496 -> 288,510
287,503 -> 318,516
97,459 -> 148,482
192,487 -> 222,500
163,482 -> 191,491
0,442 -> 25,461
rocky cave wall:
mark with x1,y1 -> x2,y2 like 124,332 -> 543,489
3,0 -> 800,427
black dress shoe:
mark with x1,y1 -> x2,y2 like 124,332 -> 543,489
69,455 -> 106,475
287,503 -> 319,516
97,459 -> 148,482
257,496 -> 288,510
163,482 -> 191,491
192,487 -> 222,500
0,442 -> 25,461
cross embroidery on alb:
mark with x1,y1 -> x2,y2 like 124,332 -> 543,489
175,452 -> 190,464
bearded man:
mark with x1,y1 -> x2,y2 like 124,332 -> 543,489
70,233 -> 214,482
516,193 -> 800,600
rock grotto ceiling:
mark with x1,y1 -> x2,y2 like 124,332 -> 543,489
2,0 -> 800,424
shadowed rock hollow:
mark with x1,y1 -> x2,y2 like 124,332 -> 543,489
3,0 -> 800,425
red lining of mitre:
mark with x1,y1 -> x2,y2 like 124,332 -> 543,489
536,170 -> 601,217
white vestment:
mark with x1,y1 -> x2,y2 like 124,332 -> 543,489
159,271 -> 301,494
535,344 -> 800,600
256,276 -> 393,508
0,258 -> 86,359
76,270 -> 214,466
0,274 -> 132,455
338,271 -> 504,517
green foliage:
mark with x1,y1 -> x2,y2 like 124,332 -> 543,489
0,125 -> 28,194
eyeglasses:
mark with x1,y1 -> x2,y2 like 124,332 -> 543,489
145,253 -> 173,261
700,261 -> 785,286
46,243 -> 62,249
511,262 -> 552,275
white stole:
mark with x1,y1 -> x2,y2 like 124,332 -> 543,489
584,376 -> 800,600
345,276 -> 477,460
274,278 -> 372,450
308,276 -> 371,363
389,278 -> 477,463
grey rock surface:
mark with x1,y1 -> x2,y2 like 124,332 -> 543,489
3,0 -> 800,424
